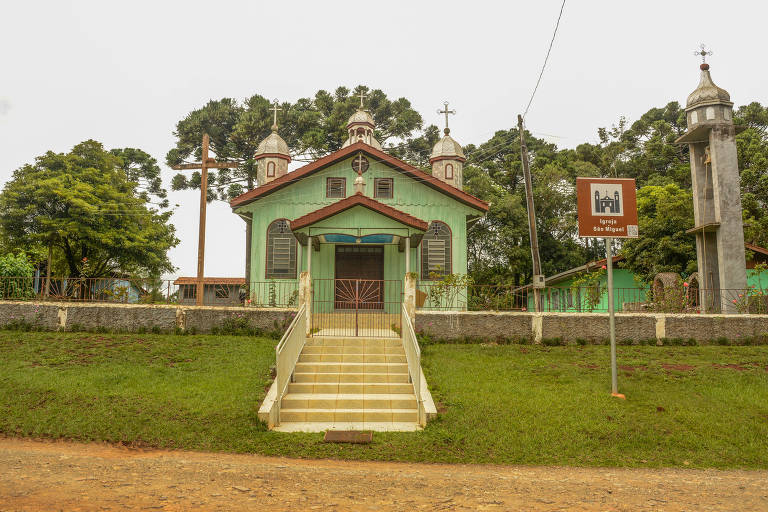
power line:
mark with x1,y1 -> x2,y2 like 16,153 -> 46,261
522,0 -> 567,121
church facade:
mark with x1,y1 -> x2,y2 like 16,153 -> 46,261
229,103 -> 488,310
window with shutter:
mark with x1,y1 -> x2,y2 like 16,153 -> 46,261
266,219 -> 297,278
326,177 -> 346,198
374,178 -> 393,198
421,221 -> 451,279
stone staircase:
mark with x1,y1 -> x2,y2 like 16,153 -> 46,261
274,336 -> 421,432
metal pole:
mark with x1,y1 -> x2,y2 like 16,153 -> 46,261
518,115 -> 542,312
606,237 -> 621,397
196,133 -> 210,307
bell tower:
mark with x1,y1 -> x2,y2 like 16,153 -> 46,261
429,102 -> 466,190
676,47 -> 746,312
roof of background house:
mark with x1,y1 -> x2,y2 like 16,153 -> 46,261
173,277 -> 245,285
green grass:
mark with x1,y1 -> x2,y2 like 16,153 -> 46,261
1,331 -> 766,469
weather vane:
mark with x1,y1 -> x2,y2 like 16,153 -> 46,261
694,44 -> 713,64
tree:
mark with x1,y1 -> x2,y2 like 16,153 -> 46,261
619,184 -> 696,283
0,140 -> 178,279
166,86 -> 432,202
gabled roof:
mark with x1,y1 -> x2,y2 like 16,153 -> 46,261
290,192 -> 429,232
746,243 -> 768,257
229,141 -> 489,211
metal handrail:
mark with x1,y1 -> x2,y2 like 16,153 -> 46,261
275,304 -> 306,422
401,303 -> 423,425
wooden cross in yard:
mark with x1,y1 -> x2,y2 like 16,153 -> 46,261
171,133 -> 239,306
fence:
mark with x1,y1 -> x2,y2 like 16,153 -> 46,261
0,276 -> 299,308
311,278 -> 402,337
415,282 -> 768,314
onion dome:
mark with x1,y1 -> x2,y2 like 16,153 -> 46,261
255,125 -> 291,161
429,128 -> 466,163
347,109 -> 375,128
686,63 -> 732,109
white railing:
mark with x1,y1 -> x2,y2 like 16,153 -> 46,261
401,303 -> 424,426
275,304 -> 307,423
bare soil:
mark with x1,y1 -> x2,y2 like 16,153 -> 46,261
1,438 -> 766,511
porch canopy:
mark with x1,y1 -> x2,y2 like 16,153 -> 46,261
289,192 -> 427,250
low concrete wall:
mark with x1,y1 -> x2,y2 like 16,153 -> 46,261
0,301 -> 295,334
416,310 -> 768,343
1,301 -> 767,342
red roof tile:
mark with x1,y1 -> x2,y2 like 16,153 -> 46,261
290,193 -> 429,231
173,277 -> 245,285
229,141 -> 489,211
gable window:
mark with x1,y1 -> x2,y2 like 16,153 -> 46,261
421,221 -> 452,279
267,161 -> 276,177
374,178 -> 393,199
326,177 -> 346,198
445,163 -> 454,180
266,219 -> 297,279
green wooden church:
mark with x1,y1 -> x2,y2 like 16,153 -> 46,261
229,101 -> 488,316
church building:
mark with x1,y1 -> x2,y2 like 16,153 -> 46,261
229,99 -> 489,314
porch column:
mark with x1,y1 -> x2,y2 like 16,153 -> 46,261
404,272 -> 416,322
306,236 -> 312,276
405,236 -> 410,274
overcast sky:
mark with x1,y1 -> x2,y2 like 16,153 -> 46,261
1,1 -> 765,279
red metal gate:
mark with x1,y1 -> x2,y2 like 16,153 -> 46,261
312,278 -> 401,337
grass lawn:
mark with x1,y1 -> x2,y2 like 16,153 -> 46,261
0,331 -> 766,469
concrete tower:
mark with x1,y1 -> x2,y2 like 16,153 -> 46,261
676,55 -> 746,312
255,99 -> 291,186
430,102 -> 466,190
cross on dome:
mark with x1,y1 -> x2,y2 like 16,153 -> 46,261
438,101 -> 456,135
357,91 -> 368,109
269,99 -> 282,131
694,44 -> 713,64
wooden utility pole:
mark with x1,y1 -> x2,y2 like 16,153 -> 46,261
172,133 -> 239,306
518,115 -> 543,312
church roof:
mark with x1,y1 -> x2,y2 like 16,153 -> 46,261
290,192 -> 429,231
230,141 -> 489,211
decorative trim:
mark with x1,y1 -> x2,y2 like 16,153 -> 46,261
429,155 -> 467,164
255,153 -> 291,163
290,193 -> 429,232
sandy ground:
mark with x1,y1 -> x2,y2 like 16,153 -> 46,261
0,438 -> 766,511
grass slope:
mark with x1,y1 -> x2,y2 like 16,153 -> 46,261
0,331 -> 766,468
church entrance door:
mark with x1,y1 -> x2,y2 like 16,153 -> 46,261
334,246 -> 384,309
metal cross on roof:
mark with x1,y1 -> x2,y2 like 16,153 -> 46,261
357,91 -> 368,109
694,44 -> 713,63
437,101 -> 456,131
269,99 -> 282,128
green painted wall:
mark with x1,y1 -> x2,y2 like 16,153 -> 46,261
528,269 -> 649,312
234,154 -> 481,308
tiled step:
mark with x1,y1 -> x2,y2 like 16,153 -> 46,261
293,372 -> 410,383
280,408 -> 419,423
301,345 -> 405,355
298,353 -> 407,363
282,393 -> 417,410
286,382 -> 415,394
294,362 -> 408,374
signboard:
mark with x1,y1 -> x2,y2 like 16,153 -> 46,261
576,177 -> 638,238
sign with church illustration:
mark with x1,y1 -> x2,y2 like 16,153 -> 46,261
576,177 -> 638,238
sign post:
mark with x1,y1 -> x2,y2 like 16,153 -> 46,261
576,177 -> 638,399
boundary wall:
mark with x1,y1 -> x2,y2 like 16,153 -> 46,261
1,301 -> 767,342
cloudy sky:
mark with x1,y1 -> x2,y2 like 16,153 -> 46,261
1,0 -> 764,278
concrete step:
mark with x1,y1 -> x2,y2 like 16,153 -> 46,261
280,408 -> 418,423
294,362 -> 408,374
298,353 -> 407,364
286,382 -> 415,394
293,372 -> 411,384
305,337 -> 403,348
282,393 -> 418,410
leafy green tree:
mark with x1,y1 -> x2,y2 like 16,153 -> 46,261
0,140 -> 178,278
0,253 -> 36,299
619,184 -> 696,282
735,102 -> 768,247
167,86 -> 432,202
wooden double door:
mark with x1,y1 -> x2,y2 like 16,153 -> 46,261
334,245 -> 384,309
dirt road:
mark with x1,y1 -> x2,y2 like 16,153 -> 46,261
0,438 -> 765,511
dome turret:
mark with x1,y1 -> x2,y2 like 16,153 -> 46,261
430,102 -> 466,190
342,91 -> 382,149
685,63 -> 734,128
255,100 -> 291,187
